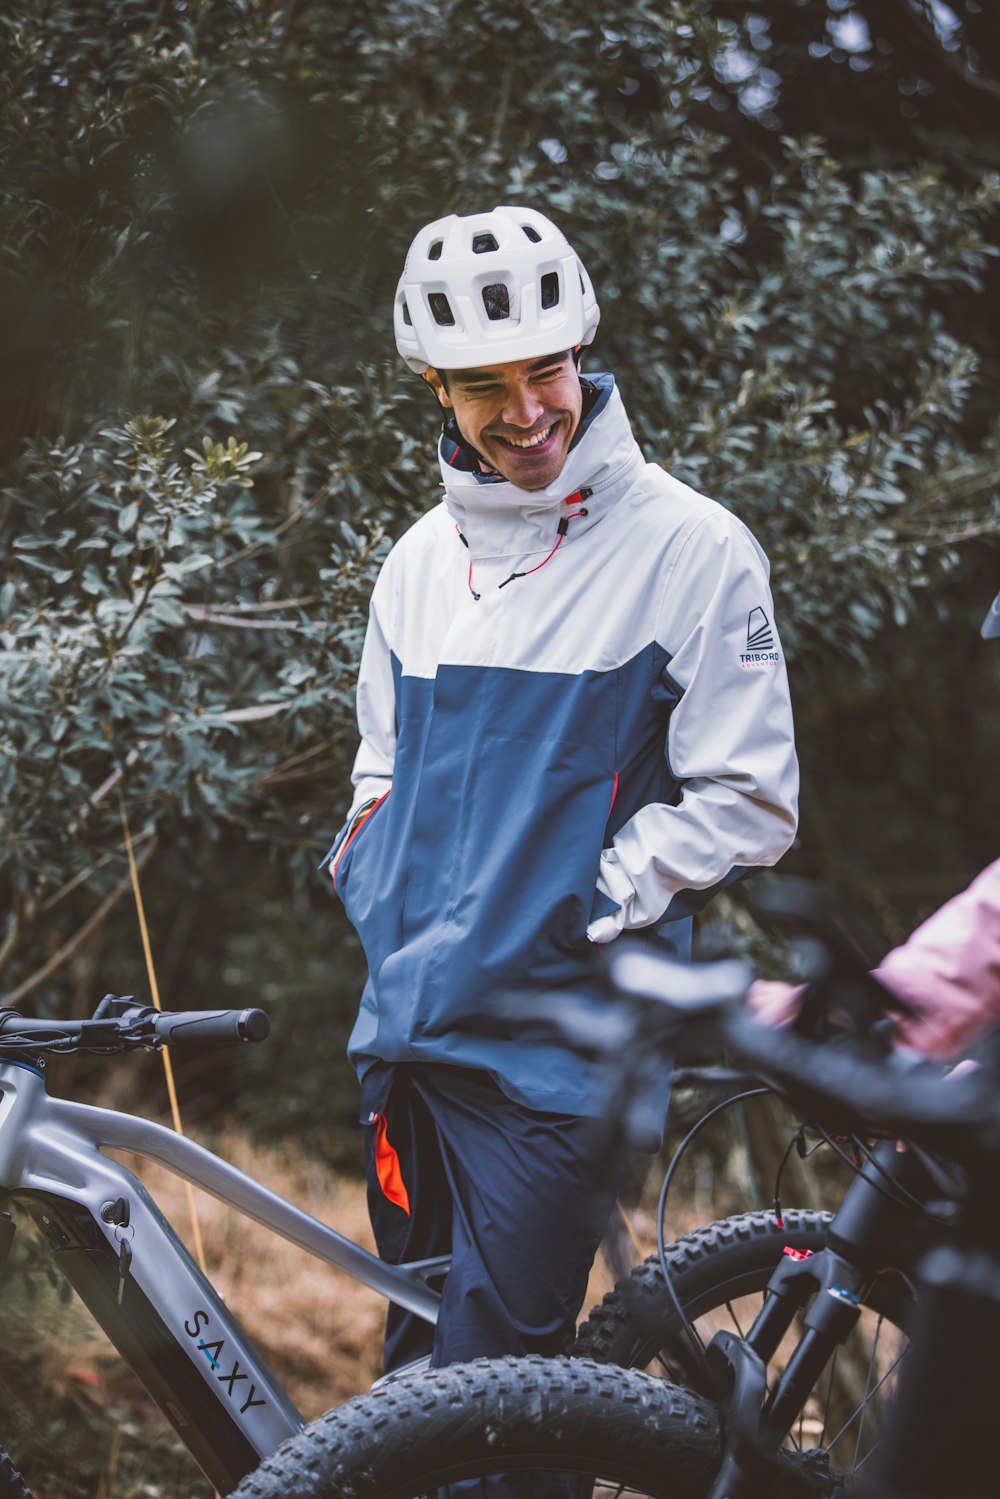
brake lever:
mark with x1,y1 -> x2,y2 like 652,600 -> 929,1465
93,994 -> 139,1020
91,995 -> 164,1048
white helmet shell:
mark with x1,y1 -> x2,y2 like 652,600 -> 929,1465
394,206 -> 600,373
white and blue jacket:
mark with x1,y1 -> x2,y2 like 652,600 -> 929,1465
329,374 -> 799,1116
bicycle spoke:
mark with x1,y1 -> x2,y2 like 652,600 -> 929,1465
850,1314 -> 885,1471
725,1298 -> 749,1340
770,1306 -> 908,1470
824,1336 -> 910,1459
819,1342 -> 840,1451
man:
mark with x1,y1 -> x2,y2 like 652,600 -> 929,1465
325,205 -> 799,1377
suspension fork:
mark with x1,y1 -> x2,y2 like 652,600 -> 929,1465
704,1247 -> 869,1498
703,1139 -> 941,1498
756,1137 -> 938,1405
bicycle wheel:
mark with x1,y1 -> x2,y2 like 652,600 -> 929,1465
0,1451 -> 32,1499
575,1209 -> 914,1478
230,1356 -> 823,1499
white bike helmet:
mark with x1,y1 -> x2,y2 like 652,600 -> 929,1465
394,206 -> 600,374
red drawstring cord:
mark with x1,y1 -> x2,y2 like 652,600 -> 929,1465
457,488 -> 593,598
498,506 -> 588,589
455,523 -> 481,600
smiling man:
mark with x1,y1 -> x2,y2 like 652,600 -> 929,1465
325,207 -> 799,1392
424,350 -> 584,488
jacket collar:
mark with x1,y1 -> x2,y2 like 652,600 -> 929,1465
438,373 -> 644,561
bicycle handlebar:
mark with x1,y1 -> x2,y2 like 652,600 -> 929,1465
715,1008 -> 1000,1159
0,998 -> 270,1055
512,946 -> 1000,1163
603,947 -> 1000,1162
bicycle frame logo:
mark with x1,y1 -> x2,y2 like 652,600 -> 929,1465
184,1308 -> 268,1416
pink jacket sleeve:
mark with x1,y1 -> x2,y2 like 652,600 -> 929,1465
873,859 -> 1000,1060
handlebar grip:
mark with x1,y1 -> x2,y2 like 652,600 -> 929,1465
152,1008 -> 270,1045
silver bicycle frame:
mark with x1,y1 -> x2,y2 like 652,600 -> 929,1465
0,1059 -> 444,1493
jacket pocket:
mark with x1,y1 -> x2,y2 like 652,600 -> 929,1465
332,790 -> 391,890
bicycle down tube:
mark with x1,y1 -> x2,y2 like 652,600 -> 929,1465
0,1058 -> 443,1495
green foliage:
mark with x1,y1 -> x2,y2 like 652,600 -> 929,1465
1,0 -> 999,1010
1,394 -> 390,904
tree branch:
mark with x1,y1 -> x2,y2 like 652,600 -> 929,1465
1,837 -> 158,1009
183,606 -> 302,630
217,482 -> 332,571
39,826 -> 156,915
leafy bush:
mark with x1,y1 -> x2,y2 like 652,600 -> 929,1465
1,0 -> 998,1031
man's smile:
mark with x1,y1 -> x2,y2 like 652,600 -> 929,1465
494,422 -> 558,452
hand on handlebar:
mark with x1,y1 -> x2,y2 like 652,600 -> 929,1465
746,979 -> 807,1029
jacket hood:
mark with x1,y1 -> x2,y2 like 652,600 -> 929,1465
438,373 -> 645,561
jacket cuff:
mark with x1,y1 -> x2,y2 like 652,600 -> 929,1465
586,849 -> 635,945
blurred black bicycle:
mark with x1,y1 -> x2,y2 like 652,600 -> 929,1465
231,909 -> 1000,1499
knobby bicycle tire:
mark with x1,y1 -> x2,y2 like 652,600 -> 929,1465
0,1450 -> 32,1499
576,1209 -> 836,1372
575,1209 -> 915,1477
231,1356 -> 824,1499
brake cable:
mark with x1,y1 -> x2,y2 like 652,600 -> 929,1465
655,1084 -> 772,1382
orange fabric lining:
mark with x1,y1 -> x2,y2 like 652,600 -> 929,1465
374,1113 -> 411,1216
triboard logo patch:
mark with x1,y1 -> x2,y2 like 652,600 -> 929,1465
740,608 -> 780,668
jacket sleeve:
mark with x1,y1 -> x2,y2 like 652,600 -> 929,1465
323,563 -> 397,872
587,510 -> 799,943
874,859 -> 1000,1060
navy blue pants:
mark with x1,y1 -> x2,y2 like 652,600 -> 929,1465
361,1063 -> 618,1376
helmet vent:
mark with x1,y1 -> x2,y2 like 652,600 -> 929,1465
428,240 -> 443,261
540,272 -> 559,310
428,292 -> 456,326
522,225 -> 542,243
401,296 -> 412,326
472,233 -> 499,254
482,283 -> 510,320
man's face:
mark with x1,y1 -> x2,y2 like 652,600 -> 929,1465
424,349 -> 583,492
